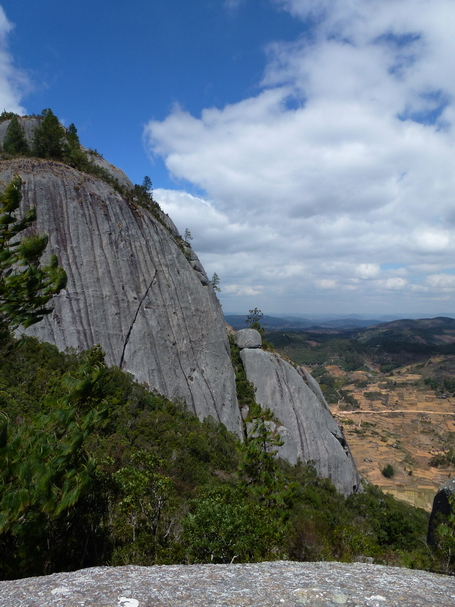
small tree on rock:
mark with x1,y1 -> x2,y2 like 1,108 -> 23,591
245,308 -> 265,337
32,109 -> 66,160
3,116 -> 29,155
210,272 -> 221,292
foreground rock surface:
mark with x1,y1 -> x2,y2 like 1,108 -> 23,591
1,562 -> 454,606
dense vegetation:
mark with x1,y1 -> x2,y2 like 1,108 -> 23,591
1,318 -> 451,578
0,334 -> 438,579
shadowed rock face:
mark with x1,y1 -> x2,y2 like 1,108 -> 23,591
238,330 -> 360,496
427,477 -> 455,545
0,158 -> 242,436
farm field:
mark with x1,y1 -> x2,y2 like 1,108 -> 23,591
328,362 -> 455,510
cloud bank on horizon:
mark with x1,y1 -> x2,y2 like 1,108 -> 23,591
146,0 -> 455,315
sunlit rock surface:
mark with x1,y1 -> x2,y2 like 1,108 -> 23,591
237,329 -> 360,495
1,561 -> 453,606
0,158 -> 242,436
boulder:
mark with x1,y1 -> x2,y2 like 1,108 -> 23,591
235,328 -> 262,349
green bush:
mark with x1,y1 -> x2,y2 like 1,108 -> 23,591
183,485 -> 284,563
382,464 -> 395,478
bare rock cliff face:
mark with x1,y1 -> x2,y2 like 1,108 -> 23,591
236,330 -> 360,496
0,158 -> 242,436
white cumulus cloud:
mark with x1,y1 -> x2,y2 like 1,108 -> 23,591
147,0 -> 455,315
0,6 -> 29,114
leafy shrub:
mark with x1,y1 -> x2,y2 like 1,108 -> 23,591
381,464 -> 395,478
429,449 -> 455,468
183,485 -> 284,563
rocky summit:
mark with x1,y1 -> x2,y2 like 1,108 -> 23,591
0,115 -> 359,494
0,561 -> 454,607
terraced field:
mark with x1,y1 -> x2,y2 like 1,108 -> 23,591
328,362 -> 455,511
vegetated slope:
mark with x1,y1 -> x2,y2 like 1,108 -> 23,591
0,335 -> 432,579
357,316 -> 455,352
267,316 -> 455,373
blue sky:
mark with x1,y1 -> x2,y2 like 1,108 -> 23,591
2,0 -> 455,316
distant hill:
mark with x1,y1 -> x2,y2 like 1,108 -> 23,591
265,316 -> 455,374
358,316 -> 455,348
224,314 -> 383,331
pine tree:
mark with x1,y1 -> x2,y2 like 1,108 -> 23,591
238,407 -> 287,508
32,109 -> 66,159
0,347 -> 108,577
0,176 -> 67,336
211,272 -> 221,292
3,116 -> 29,155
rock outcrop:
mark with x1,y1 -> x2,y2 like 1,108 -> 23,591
0,115 -> 42,146
1,561 -> 454,606
427,477 -> 455,545
237,329 -> 360,495
0,116 -> 361,493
